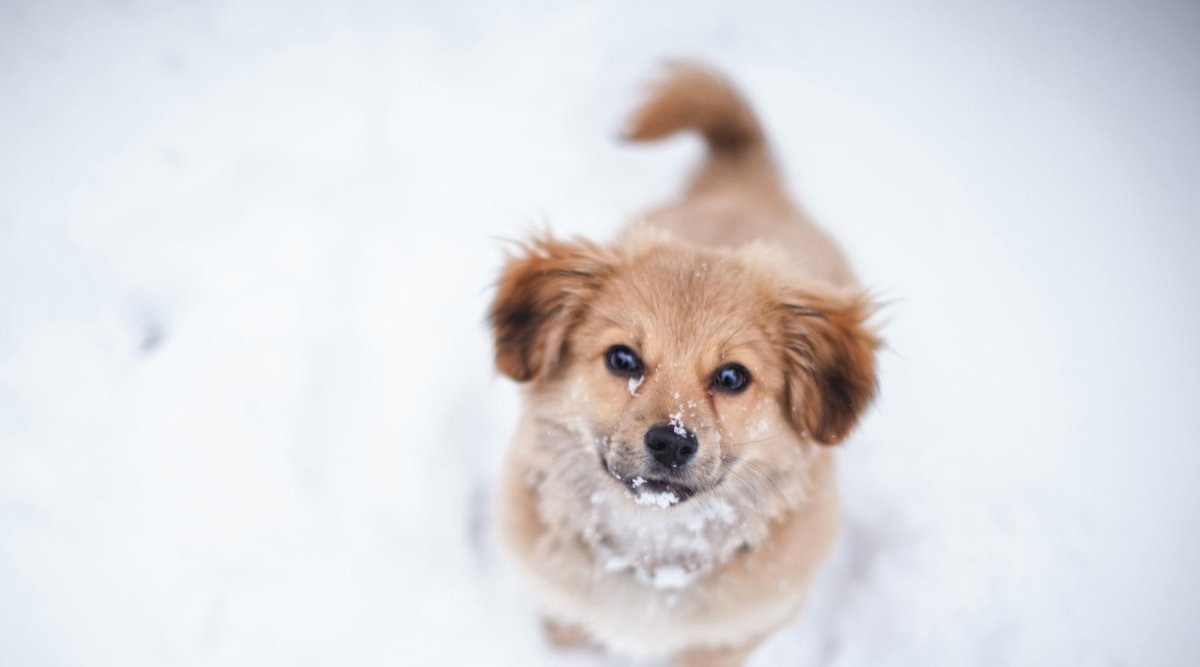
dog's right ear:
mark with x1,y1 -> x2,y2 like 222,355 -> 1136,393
488,236 -> 614,382
775,288 -> 880,445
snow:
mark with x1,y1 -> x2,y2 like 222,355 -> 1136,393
627,375 -> 644,396
668,412 -> 688,437
2,2 -> 1200,666
633,489 -> 680,508
648,564 -> 695,591
626,478 -> 684,510
587,484 -> 752,594
747,419 -> 770,438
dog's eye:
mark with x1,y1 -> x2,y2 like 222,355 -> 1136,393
712,364 -> 751,393
604,345 -> 644,377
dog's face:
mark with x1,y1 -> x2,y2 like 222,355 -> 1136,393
490,231 -> 878,509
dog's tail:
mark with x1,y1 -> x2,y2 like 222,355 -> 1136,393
621,62 -> 776,192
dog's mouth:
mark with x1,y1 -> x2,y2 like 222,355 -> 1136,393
601,456 -> 697,508
626,476 -> 695,507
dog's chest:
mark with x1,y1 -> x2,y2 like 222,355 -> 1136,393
571,489 -> 755,591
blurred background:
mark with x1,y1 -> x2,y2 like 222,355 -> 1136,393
2,1 -> 1198,665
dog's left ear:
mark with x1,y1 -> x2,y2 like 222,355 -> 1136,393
488,235 -> 614,382
775,289 -> 880,445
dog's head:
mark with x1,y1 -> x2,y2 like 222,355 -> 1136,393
489,230 -> 878,509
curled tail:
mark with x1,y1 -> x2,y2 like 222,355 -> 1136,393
621,62 -> 778,195
622,62 -> 768,157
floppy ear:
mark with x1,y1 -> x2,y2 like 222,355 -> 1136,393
488,236 -> 614,382
776,290 -> 880,444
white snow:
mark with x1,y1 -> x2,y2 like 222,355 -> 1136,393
627,375 -> 644,396
633,489 -> 680,508
648,564 -> 696,590
2,2 -> 1199,667
668,411 -> 688,437
585,481 -> 752,594
747,418 -> 770,438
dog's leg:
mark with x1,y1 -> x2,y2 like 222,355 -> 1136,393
673,642 -> 758,667
542,617 -> 594,650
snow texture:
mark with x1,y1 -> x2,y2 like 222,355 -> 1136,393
587,485 -> 749,594
2,1 -> 1200,666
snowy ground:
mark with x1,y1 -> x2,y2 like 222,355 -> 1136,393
2,1 -> 1199,665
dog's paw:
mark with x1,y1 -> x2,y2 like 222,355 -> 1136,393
674,644 -> 755,667
541,617 -> 595,650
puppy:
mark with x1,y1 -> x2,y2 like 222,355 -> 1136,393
488,64 -> 880,667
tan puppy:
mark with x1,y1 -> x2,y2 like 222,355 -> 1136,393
488,64 -> 880,667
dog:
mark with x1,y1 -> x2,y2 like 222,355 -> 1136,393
487,63 -> 880,667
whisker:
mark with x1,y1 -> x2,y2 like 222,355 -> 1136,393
727,430 -> 786,448
736,459 -> 789,507
714,453 -> 760,512
535,444 -> 597,494
722,467 -> 763,513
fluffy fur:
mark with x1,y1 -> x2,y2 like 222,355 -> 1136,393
488,63 -> 880,667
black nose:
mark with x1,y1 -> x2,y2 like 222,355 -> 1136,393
644,424 -> 698,469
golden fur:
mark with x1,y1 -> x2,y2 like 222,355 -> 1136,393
488,63 -> 880,667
